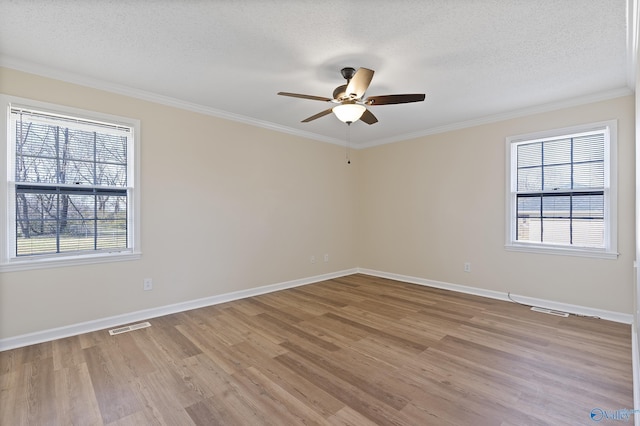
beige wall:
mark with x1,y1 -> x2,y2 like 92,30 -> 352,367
357,95 -> 635,313
0,68 -> 358,339
0,67 -> 635,341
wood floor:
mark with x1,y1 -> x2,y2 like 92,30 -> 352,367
0,274 -> 633,425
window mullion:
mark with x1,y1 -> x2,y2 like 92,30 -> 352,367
14,195 -> 18,257
55,128 -> 61,254
540,142 -> 544,242
93,132 -> 98,251
569,193 -> 573,245
539,194 -> 544,242
570,137 -> 574,245
55,188 -> 60,254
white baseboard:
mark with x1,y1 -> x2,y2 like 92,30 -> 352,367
633,323 -> 640,423
1,267 -> 633,351
0,268 -> 357,351
357,268 -> 634,324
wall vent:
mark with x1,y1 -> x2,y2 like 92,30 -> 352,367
530,307 -> 569,317
109,321 -> 151,336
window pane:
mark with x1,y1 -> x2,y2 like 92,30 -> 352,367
16,121 -> 57,159
16,155 -> 58,183
542,196 -> 571,218
16,191 -> 58,256
65,129 -> 95,162
62,159 -> 94,185
573,134 -> 604,163
573,194 -> 603,219
97,163 -> 127,187
572,219 -> 604,247
518,167 -> 542,191
543,138 -> 571,165
17,231 -> 58,255
96,134 -> 127,165
573,162 -> 604,189
517,142 -> 541,167
517,196 -> 540,242
97,195 -> 127,220
542,218 -> 571,245
63,194 -> 94,221
542,195 -> 570,218
16,193 -> 57,234
543,164 -> 571,190
60,220 -> 96,252
517,217 -> 541,242
517,196 -> 541,217
97,220 -> 127,249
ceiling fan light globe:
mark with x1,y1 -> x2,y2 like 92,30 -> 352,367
332,104 -> 366,123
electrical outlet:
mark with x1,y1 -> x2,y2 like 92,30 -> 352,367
310,255 -> 316,264
324,254 -> 329,262
143,278 -> 153,291
464,262 -> 471,273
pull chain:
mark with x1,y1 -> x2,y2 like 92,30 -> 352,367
345,122 -> 351,164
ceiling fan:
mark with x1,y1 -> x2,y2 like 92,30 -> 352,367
278,67 -> 425,125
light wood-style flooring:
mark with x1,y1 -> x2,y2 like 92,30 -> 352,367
0,274 -> 634,425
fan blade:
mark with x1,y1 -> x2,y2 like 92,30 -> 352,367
301,108 -> 333,122
359,109 -> 378,125
345,68 -> 374,99
278,92 -> 332,102
366,94 -> 425,105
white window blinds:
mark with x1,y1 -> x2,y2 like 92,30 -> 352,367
11,107 -> 132,257
515,131 -> 606,247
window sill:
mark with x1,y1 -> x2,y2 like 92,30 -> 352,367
505,243 -> 618,259
0,251 -> 142,272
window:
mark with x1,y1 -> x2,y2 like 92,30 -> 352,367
505,121 -> 617,258
1,95 -> 140,271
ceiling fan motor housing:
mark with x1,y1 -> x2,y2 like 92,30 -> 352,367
340,67 -> 356,81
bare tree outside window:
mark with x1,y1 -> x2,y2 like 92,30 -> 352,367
13,110 -> 130,257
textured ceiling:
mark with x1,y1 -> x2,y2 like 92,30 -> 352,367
0,0 -> 636,147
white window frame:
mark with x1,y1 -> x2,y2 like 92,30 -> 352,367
505,120 -> 618,259
0,94 -> 141,271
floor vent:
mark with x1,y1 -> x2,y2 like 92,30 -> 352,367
530,307 -> 569,317
109,321 -> 151,336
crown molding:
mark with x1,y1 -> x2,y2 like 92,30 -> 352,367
0,56 -> 634,151
356,87 -> 634,149
627,0 -> 639,89
0,57 -> 346,146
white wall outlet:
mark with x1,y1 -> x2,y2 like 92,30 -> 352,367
324,253 -> 329,262
143,278 -> 153,291
464,262 -> 471,273
310,255 -> 316,264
